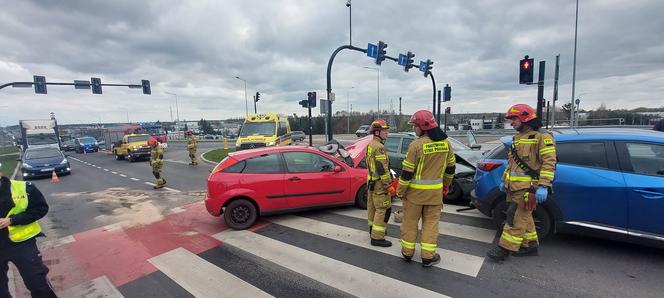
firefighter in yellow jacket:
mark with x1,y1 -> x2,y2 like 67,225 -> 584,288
186,130 -> 199,165
486,104 -> 557,261
397,110 -> 456,267
366,119 -> 397,247
149,137 -> 167,189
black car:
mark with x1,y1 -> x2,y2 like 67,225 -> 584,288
61,139 -> 77,152
20,147 -> 71,179
291,131 -> 306,142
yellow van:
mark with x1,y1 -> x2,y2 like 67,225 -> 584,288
236,113 -> 292,150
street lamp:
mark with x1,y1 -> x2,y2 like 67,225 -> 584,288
571,0 -> 580,128
347,86 -> 355,134
235,76 -> 248,117
363,66 -> 380,116
165,92 -> 180,123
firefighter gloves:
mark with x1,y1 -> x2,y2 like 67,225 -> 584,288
535,186 -> 548,203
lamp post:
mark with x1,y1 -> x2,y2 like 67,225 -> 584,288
346,0 -> 352,45
347,86 -> 354,134
234,76 -> 248,117
571,0 -> 580,128
165,92 -> 180,123
363,66 -> 380,117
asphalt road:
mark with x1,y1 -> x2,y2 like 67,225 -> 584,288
9,138 -> 664,298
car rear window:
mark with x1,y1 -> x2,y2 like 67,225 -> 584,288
242,154 -> 283,173
223,160 -> 246,173
485,145 -> 508,160
557,142 -> 609,169
385,136 -> 400,153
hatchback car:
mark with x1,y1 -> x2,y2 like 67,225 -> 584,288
472,128 -> 664,246
75,137 -> 99,153
355,125 -> 370,137
21,147 -> 71,179
205,145 -> 367,229
61,139 -> 77,152
291,131 -> 306,142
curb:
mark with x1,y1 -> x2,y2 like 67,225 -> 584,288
11,160 -> 20,180
200,149 -> 217,165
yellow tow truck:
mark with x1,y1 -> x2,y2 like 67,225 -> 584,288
112,134 -> 151,162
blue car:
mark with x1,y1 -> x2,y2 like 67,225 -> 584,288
471,128 -> 664,247
75,137 -> 99,153
21,147 -> 71,179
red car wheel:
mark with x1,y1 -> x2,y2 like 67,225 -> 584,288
224,199 -> 258,230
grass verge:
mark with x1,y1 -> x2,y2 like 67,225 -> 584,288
0,154 -> 19,177
0,146 -> 19,156
202,148 -> 235,163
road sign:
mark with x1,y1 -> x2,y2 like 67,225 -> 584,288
398,54 -> 407,66
419,61 -> 427,72
320,99 -> 328,114
575,98 -> 580,105
367,43 -> 378,58
74,80 -> 90,89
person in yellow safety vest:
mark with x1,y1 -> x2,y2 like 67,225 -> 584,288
486,104 -> 557,261
186,130 -> 199,165
149,137 -> 167,189
0,167 -> 57,297
366,119 -> 397,247
396,110 -> 456,267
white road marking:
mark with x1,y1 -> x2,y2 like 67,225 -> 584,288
269,215 -> 484,277
104,169 -> 109,171
164,187 -> 182,193
149,248 -> 273,298
57,276 -> 124,298
330,208 -> 495,244
130,178 -> 140,181
112,171 -> 118,174
119,174 -> 127,177
214,230 -> 449,298
392,201 -> 488,218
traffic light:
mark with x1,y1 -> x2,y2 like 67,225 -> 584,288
255,92 -> 260,102
376,41 -> 387,65
91,77 -> 102,94
299,100 -> 309,108
307,91 -> 317,108
33,75 -> 47,94
141,80 -> 151,95
404,51 -> 415,72
422,59 -> 433,77
445,106 -> 451,114
519,55 -> 534,84
443,84 -> 451,102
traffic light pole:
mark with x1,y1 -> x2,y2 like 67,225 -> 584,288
536,61 -> 546,120
429,72 -> 437,118
0,81 -> 143,91
308,103 -> 313,146
436,89 -> 442,124
326,44 -> 367,141
254,96 -> 257,114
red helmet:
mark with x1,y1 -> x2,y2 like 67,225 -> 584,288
506,104 -> 537,122
370,119 -> 389,133
148,137 -> 158,147
409,110 -> 438,131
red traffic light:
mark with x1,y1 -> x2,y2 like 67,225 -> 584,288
522,61 -> 530,69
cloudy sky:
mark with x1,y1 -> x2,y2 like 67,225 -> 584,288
1,0 -> 663,126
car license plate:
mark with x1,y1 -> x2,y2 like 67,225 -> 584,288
40,168 -> 55,172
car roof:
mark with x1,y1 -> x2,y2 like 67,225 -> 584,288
500,128 -> 664,144
228,145 -> 319,159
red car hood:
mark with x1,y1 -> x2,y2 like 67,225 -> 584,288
345,136 -> 372,167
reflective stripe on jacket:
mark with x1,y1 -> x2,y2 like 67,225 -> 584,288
396,135 -> 456,205
502,130 -> 557,191
6,180 -> 42,242
366,136 -> 391,188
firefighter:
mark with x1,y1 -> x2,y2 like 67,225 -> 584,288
0,166 -> 57,297
397,110 -> 456,267
186,130 -> 199,165
366,119 -> 397,247
149,137 -> 166,189
486,104 -> 557,261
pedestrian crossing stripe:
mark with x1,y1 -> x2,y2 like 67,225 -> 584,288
269,215 -> 484,277
149,247 -> 273,298
329,208 -> 496,243
213,230 -> 450,298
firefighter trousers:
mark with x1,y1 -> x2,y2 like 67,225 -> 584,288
188,149 -> 198,164
498,190 -> 539,251
367,184 -> 391,240
399,199 -> 442,260
152,162 -> 166,186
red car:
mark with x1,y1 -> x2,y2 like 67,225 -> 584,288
205,138 -> 372,229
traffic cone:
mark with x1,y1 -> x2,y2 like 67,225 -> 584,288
51,171 -> 59,184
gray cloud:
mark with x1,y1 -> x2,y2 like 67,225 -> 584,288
0,0 -> 663,126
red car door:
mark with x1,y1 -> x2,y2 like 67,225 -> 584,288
281,151 -> 351,208
238,153 -> 287,211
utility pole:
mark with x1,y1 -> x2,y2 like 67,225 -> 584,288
536,61 -> 546,120
552,54 -> 560,128
571,0 -> 580,127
